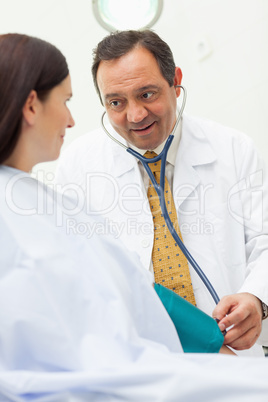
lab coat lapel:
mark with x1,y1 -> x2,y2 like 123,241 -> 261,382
107,126 -> 148,204
108,126 -> 137,178
101,126 -> 152,271
173,115 -> 217,208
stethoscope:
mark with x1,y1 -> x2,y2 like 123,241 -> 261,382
101,85 -> 220,305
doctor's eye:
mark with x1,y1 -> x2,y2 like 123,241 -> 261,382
142,92 -> 154,100
110,100 -> 122,108
108,99 -> 125,112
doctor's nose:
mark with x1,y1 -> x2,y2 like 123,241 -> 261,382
126,101 -> 149,123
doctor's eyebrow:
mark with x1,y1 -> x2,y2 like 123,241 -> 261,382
104,93 -> 121,100
104,85 -> 162,100
137,85 -> 161,93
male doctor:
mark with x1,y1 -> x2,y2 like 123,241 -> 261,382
56,30 -> 268,356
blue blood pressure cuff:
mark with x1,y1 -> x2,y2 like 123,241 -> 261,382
154,283 -> 224,353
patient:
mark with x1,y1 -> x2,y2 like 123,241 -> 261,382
2,33 -> 268,402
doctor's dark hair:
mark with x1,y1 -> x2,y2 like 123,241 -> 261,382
0,33 -> 69,164
92,30 -> 176,103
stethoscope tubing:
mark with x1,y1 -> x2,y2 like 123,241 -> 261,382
101,85 -> 220,305
127,139 -> 220,305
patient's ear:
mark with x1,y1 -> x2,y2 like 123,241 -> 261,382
22,90 -> 39,126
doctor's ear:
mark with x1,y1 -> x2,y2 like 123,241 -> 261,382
22,90 -> 39,126
174,67 -> 183,98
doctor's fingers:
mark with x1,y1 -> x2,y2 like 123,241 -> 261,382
213,293 -> 262,330
212,293 -> 244,316
223,318 -> 262,350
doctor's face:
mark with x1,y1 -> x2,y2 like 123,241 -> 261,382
97,46 -> 182,150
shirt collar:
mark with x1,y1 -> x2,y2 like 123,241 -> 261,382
129,113 -> 182,167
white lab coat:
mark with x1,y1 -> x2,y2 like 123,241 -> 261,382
1,166 -> 268,401
56,114 -> 268,356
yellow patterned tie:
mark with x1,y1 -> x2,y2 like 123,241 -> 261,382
145,151 -> 196,305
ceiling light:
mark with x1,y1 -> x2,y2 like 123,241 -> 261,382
92,0 -> 163,32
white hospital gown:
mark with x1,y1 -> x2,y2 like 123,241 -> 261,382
0,165 -> 268,402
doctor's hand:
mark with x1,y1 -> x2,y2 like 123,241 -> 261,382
212,292 -> 262,351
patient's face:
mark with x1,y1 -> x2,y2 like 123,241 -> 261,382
35,74 -> 75,162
